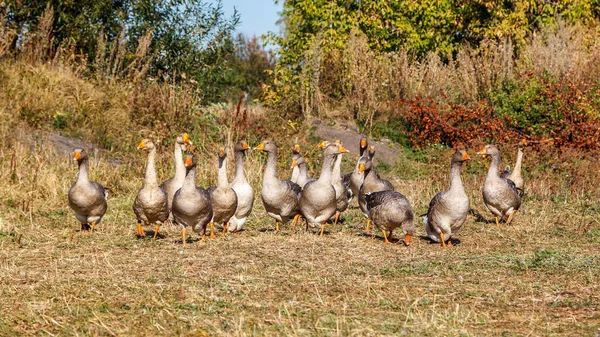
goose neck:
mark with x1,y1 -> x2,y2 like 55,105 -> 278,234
264,149 -> 278,180
77,158 -> 89,183
234,151 -> 247,182
174,142 -> 185,182
449,161 -> 464,191
217,156 -> 229,188
144,148 -> 159,187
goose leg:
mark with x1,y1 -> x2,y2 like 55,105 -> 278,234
320,224 -> 325,236
90,221 -> 96,233
333,213 -> 340,226
153,222 -> 163,240
382,229 -> 391,244
209,222 -> 216,238
365,219 -> 371,232
404,234 -> 412,246
182,228 -> 186,246
495,216 -> 500,228
290,214 -> 300,230
506,211 -> 517,225
202,224 -> 207,241
275,221 -> 279,232
440,233 -> 446,248
136,221 -> 143,236
221,222 -> 229,238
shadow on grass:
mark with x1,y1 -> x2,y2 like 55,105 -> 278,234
469,209 -> 495,224
419,235 -> 462,246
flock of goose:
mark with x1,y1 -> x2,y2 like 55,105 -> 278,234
67,133 -> 526,247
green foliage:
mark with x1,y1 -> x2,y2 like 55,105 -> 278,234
266,0 -> 600,120
222,34 -> 275,99
2,0 -> 241,103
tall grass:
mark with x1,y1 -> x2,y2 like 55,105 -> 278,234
298,21 -> 600,139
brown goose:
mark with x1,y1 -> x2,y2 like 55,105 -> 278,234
424,150 -> 471,247
68,149 -> 108,232
171,155 -> 213,245
207,147 -> 238,237
500,139 -> 526,196
331,142 -> 349,225
365,191 -> 414,245
359,148 -> 394,232
290,144 -> 301,183
229,140 -> 253,232
160,133 -> 193,217
477,144 -> 522,226
255,140 -> 302,231
299,143 -> 348,236
290,155 -> 315,189
342,137 -> 368,203
133,139 -> 169,239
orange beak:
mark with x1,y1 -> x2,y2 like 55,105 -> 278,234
476,148 -> 487,155
521,139 -> 527,146
338,145 -> 349,153
461,152 -> 471,161
137,140 -> 146,149
319,141 -> 327,149
294,144 -> 300,152
219,147 -> 225,156
405,234 -> 412,246
73,152 -> 81,160
290,160 -> 297,168
254,143 -> 265,150
242,142 -> 249,150
369,146 -> 375,152
184,156 -> 193,166
360,139 -> 367,148
358,164 -> 365,173
183,133 -> 192,145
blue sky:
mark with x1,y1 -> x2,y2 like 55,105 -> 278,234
216,0 -> 282,38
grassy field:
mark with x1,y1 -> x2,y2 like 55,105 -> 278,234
0,129 -> 599,336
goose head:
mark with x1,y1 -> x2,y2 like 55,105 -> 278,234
476,144 -> 500,158
73,148 -> 88,163
368,145 -> 376,160
137,139 -> 155,151
183,154 -> 196,172
290,155 -> 307,169
234,140 -> 250,153
254,140 -> 278,153
176,133 -> 193,151
452,149 -> 471,164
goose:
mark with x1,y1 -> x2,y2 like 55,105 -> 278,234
299,143 -> 348,236
500,139 -> 526,196
160,133 -> 193,217
255,140 -> 302,231
229,140 -> 254,232
207,146 -> 238,237
365,191 -> 414,245
68,149 -> 108,232
172,155 -> 213,245
342,137 -> 368,203
290,155 -> 315,189
331,142 -> 349,225
477,144 -> 522,226
133,139 -> 169,239
359,147 -> 394,232
290,144 -> 301,183
424,150 -> 471,247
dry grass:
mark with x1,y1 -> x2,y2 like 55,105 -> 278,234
0,128 -> 599,336
304,22 -> 600,127
0,15 -> 598,335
